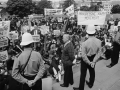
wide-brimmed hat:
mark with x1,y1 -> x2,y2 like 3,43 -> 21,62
86,25 -> 96,34
20,32 -> 34,46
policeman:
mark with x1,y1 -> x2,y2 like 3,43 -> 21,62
12,32 -> 45,90
73,25 -> 101,90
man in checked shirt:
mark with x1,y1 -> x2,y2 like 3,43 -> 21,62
12,32 -> 45,90
73,25 -> 101,90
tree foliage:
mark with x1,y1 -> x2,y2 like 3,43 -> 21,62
80,6 -> 89,11
80,2 -> 103,11
35,0 -> 53,14
6,0 -> 34,18
89,5 -> 99,11
111,4 -> 120,14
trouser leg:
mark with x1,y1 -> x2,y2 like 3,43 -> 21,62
32,79 -> 42,90
63,66 -> 73,86
88,65 -> 95,86
111,42 -> 120,65
79,61 -> 87,90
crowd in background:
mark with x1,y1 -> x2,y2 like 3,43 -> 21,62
0,14 -> 119,90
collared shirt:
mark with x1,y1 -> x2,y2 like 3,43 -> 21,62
82,37 -> 101,64
12,48 -> 45,84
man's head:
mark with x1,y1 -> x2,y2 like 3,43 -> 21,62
63,34 -> 70,43
86,25 -> 96,36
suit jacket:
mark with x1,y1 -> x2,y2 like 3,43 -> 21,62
61,41 -> 75,66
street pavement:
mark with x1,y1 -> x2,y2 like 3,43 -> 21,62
52,59 -> 120,90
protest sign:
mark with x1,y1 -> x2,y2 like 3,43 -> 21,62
0,50 -> 8,61
58,17 -> 63,22
77,11 -> 106,25
65,4 -> 74,18
53,30 -> 61,36
44,9 -> 63,16
28,15 -> 34,19
0,21 -> 10,37
29,14 -> 44,19
0,36 -> 8,48
8,32 -> 18,40
32,35 -> 40,42
106,14 -> 120,21
39,25 -> 49,35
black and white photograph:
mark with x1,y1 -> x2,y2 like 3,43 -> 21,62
0,0 -> 120,90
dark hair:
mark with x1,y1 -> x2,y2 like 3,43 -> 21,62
88,34 -> 95,36
23,43 -> 32,48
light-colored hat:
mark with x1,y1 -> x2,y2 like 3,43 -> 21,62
86,25 -> 96,34
20,32 -> 34,46
117,21 -> 120,26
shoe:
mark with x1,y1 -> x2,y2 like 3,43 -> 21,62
60,84 -> 68,87
106,64 -> 115,68
73,87 -> 79,90
56,79 -> 59,82
106,65 -> 112,68
70,82 -> 74,85
70,81 -> 74,85
86,80 -> 93,88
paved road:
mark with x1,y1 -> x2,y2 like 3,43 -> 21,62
52,59 -> 120,90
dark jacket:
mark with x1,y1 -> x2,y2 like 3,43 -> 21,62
61,42 -> 75,66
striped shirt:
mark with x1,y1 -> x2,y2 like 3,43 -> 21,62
12,48 -> 45,84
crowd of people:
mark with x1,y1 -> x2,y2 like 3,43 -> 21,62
0,14 -> 120,90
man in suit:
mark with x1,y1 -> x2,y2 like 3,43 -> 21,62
60,34 -> 75,87
73,25 -> 101,90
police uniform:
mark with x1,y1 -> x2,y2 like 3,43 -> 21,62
12,33 -> 45,90
73,25 -> 101,90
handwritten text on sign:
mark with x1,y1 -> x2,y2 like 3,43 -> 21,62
9,32 -> 18,40
44,9 -> 63,16
0,21 -> 10,37
0,50 -> 8,61
0,37 -> 8,48
77,11 -> 106,25
65,4 -> 74,18
32,35 -> 40,42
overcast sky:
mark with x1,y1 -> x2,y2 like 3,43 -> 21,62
0,0 -> 62,2
0,0 -> 8,2
0,0 -> 118,3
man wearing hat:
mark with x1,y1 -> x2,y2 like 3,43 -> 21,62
12,32 -> 45,90
107,21 -> 120,68
73,25 -> 101,90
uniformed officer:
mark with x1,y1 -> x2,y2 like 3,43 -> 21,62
12,32 -> 45,90
73,25 -> 101,90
